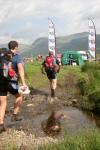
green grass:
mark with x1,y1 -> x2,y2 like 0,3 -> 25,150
78,62 -> 100,110
39,129 -> 100,150
2,129 -> 100,150
25,60 -> 84,89
25,60 -> 48,88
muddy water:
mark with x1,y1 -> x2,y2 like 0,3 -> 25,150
61,107 -> 100,133
5,93 -> 100,137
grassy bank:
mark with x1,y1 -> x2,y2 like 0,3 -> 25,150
39,129 -> 100,150
2,129 -> 100,150
78,62 -> 100,111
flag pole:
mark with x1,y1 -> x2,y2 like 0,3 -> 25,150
48,18 -> 56,58
88,18 -> 96,61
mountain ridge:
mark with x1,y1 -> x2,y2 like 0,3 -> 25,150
32,32 -> 100,56
0,32 -> 100,57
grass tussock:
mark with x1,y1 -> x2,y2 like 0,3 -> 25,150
2,129 -> 100,150
39,129 -> 100,150
78,62 -> 100,111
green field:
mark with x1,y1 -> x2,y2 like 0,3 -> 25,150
25,60 -> 84,89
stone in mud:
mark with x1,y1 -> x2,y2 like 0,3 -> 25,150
72,99 -> 77,105
41,111 -> 68,136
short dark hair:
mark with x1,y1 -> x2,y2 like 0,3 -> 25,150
49,51 -> 54,56
8,41 -> 18,50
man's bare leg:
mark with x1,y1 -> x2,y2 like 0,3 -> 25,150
0,96 -> 7,124
0,96 -> 7,132
50,78 -> 57,103
12,93 -> 23,121
13,93 -> 23,114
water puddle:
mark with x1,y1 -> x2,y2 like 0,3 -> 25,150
5,97 -> 100,137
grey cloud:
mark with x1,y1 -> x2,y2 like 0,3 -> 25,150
0,0 -> 100,44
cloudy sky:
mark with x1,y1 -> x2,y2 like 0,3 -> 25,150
0,0 -> 100,44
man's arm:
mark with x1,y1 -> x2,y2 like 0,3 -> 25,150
41,61 -> 46,74
57,63 -> 61,73
56,59 -> 61,73
18,63 -> 27,86
41,65 -> 45,74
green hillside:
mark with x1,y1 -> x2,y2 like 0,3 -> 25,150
31,37 -> 48,56
32,32 -> 100,56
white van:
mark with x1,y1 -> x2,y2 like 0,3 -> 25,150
77,51 -> 88,61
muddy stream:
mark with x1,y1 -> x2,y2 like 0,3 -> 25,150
5,88 -> 100,138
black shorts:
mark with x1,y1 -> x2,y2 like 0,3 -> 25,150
0,77 -> 18,96
46,69 -> 57,80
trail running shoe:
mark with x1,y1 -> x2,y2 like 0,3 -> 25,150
11,114 -> 22,122
49,97 -> 54,104
0,124 -> 6,133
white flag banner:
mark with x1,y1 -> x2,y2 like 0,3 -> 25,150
88,19 -> 96,59
48,18 -> 56,56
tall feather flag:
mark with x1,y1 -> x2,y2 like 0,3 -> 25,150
88,18 -> 96,60
48,18 -> 56,57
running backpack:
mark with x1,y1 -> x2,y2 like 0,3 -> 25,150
0,48 -> 16,79
44,56 -> 55,69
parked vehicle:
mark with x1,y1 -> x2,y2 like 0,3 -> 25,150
61,51 -> 84,66
77,51 -> 88,62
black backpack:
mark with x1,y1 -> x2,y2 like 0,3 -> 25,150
0,48 -> 12,78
